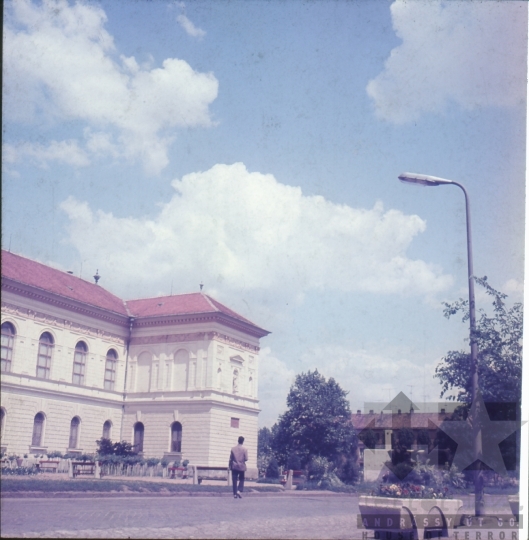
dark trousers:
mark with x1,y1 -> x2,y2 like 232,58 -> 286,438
231,469 -> 245,495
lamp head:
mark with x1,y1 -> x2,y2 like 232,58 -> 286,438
398,172 -> 453,186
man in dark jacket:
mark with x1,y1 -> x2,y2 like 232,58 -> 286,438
229,436 -> 248,498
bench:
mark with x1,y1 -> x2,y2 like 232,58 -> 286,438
39,460 -> 60,473
168,466 -> 188,479
191,465 -> 230,485
72,461 -> 98,478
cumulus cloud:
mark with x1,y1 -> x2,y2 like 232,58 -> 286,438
3,140 -> 90,168
258,348 -> 296,426
177,14 -> 206,39
367,0 -> 526,123
298,345 -> 449,414
60,162 -> 452,300
4,0 -> 218,174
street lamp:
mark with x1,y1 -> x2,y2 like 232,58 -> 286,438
398,172 -> 483,516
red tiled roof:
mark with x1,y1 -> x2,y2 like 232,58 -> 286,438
351,412 -> 451,431
125,293 -> 265,329
1,251 -> 269,335
1,250 -> 129,316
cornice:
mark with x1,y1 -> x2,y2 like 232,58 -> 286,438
2,279 -> 129,327
1,300 -> 127,345
1,378 -> 124,407
132,311 -> 269,339
130,330 -> 259,352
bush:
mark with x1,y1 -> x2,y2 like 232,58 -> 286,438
307,456 -> 343,488
47,451 -> 63,459
286,452 -> 301,471
1,465 -> 41,476
266,458 -> 279,479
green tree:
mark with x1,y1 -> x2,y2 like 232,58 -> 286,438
270,370 -> 358,470
266,457 -> 280,478
359,428 -> 377,449
257,427 -> 274,476
435,277 -> 522,404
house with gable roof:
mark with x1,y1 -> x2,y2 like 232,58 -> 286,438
0,250 -> 269,476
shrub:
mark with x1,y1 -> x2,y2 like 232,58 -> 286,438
95,438 -> 114,456
146,458 -> 160,467
266,458 -> 279,479
182,459 -> 189,468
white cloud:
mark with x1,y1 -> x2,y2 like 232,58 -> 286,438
297,345 -> 449,414
3,140 -> 90,168
4,0 -> 218,174
367,0 -> 526,124
258,347 -> 296,426
177,14 -> 206,39
60,162 -> 453,301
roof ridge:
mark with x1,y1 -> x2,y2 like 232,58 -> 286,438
202,293 -> 220,312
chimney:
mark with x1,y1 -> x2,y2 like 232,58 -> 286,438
357,410 -> 361,415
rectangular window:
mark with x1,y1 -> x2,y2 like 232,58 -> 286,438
104,359 -> 116,390
37,343 -> 52,379
231,417 -> 239,428
72,351 -> 86,385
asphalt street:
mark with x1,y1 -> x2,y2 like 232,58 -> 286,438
1,493 -> 364,539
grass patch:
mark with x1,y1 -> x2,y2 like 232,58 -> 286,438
1,477 -> 281,494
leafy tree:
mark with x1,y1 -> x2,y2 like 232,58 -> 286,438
95,438 -> 114,456
435,277 -> 522,404
270,370 -> 358,470
397,428 -> 415,449
266,457 -> 279,478
287,452 -> 302,470
417,429 -> 431,448
360,429 -> 377,449
257,427 -> 274,476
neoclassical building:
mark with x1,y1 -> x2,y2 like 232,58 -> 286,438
1,250 -> 269,476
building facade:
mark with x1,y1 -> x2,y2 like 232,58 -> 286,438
0,250 -> 269,477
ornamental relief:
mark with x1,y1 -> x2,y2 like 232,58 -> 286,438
129,331 -> 259,352
1,301 -> 126,345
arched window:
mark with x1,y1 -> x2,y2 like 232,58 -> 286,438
37,332 -> 53,379
170,422 -> 182,453
72,341 -> 87,385
133,422 -> 144,453
69,417 -> 80,449
1,322 -> 15,373
104,349 -> 117,390
102,420 -> 112,440
32,413 -> 45,447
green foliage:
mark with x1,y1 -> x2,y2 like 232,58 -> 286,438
96,438 -> 137,457
286,452 -> 301,470
257,427 -> 274,475
361,429 -> 377,449
146,458 -> 160,467
417,429 -> 431,447
435,277 -> 522,404
265,458 -> 279,478
307,456 -> 343,489
270,370 -> 358,468
95,438 -> 114,456
0,465 -> 41,476
397,428 -> 415,449
160,458 -> 170,468
182,459 -> 189,467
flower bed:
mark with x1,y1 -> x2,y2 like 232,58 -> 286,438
359,495 -> 463,540
378,482 -> 450,499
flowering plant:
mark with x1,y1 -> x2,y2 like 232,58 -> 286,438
377,481 -> 450,499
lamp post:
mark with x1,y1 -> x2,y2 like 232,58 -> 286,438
398,172 -> 483,516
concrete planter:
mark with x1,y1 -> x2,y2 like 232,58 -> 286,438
359,495 -> 463,540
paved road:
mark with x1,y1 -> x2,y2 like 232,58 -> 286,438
1,493 -> 367,539
1,492 -> 520,539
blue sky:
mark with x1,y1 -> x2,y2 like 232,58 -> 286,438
2,0 -> 526,426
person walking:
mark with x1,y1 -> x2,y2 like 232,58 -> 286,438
229,436 -> 248,499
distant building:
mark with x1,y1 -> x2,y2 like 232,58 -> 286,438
1,250 -> 269,477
